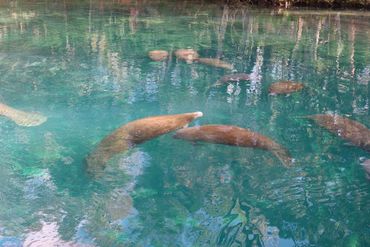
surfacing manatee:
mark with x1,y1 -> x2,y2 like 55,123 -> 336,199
87,112 -> 203,172
197,58 -> 234,70
148,50 -> 169,61
173,125 -> 293,167
268,81 -> 304,95
306,114 -> 370,152
0,103 -> 47,127
215,73 -> 251,86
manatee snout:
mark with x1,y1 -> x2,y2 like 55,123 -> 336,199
192,111 -> 203,119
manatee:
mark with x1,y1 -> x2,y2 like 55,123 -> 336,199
197,58 -> 234,70
268,81 -> 304,95
214,73 -> 251,86
0,103 -> 47,127
174,49 -> 199,63
87,112 -> 203,171
306,114 -> 370,152
173,124 -> 293,167
148,50 -> 169,61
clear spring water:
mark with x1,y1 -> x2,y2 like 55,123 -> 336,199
0,1 -> 369,246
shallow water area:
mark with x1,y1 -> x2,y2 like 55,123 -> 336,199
0,1 -> 369,246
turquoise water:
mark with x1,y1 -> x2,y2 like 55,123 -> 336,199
0,1 -> 369,246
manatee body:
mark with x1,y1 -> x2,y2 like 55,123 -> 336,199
362,159 -> 370,180
197,58 -> 233,70
215,73 -> 251,86
307,114 -> 370,152
148,50 -> 169,61
87,112 -> 203,171
174,49 -> 199,63
0,103 -> 47,127
268,81 -> 304,95
173,125 -> 293,167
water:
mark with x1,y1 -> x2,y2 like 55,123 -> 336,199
0,1 -> 369,246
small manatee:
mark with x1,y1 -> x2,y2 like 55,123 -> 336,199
269,81 -> 304,95
214,73 -> 251,86
197,57 -> 233,70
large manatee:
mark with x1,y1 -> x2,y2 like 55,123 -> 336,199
0,103 -> 47,127
306,114 -> 370,152
173,125 -> 293,167
87,112 -> 203,171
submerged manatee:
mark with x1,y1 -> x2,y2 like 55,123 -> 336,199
268,81 -> 304,95
306,114 -> 370,152
215,73 -> 251,86
148,50 -> 169,61
0,103 -> 47,127
173,125 -> 293,167
197,58 -> 234,70
87,112 -> 203,171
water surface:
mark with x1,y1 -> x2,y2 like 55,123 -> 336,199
0,1 -> 369,246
